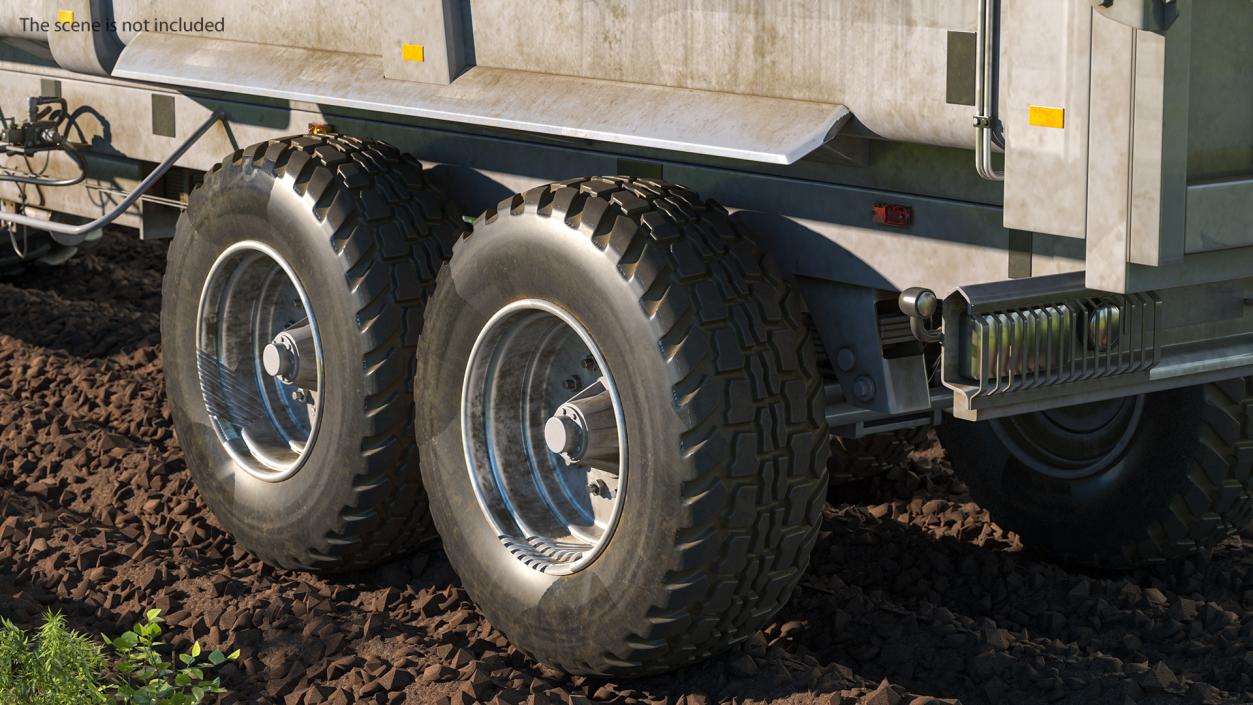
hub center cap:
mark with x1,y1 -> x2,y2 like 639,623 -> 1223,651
544,413 -> 584,457
261,323 -> 317,388
543,384 -> 619,468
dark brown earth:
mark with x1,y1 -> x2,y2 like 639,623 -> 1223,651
0,236 -> 1250,705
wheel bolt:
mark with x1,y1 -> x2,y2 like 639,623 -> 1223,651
588,479 -> 610,498
581,356 -> 597,371
563,377 -> 579,390
292,388 -> 307,403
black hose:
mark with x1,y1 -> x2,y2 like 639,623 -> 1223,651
0,137 -> 86,188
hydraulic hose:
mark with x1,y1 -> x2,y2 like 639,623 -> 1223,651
0,110 -> 226,238
0,139 -> 87,188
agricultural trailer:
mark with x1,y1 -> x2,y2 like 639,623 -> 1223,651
1,0 -> 1251,675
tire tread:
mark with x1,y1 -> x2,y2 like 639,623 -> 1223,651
457,176 -> 829,674
193,134 -> 464,571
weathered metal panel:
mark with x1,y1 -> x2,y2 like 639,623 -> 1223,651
381,0 -> 469,85
467,0 -> 981,149
1126,5 -> 1189,268
0,1 -> 44,40
1084,12 -> 1137,292
1001,0 -> 1091,240
109,0 -> 380,55
1187,178 -> 1253,253
1187,0 -> 1253,183
111,33 -> 850,165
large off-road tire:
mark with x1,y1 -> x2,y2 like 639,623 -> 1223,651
162,134 -> 464,570
415,177 -> 829,675
937,379 -> 1253,567
829,426 -> 932,485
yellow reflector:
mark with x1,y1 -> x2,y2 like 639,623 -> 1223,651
401,44 -> 425,63
56,9 -> 74,23
1028,105 -> 1066,129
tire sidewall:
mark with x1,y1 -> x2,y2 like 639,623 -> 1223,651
938,386 -> 1201,556
416,214 -> 696,669
163,159 -> 371,565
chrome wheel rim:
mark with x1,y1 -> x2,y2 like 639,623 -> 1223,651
461,300 -> 627,575
196,242 -> 323,482
993,395 -> 1144,480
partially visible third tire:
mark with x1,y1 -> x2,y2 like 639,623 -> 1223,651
938,380 -> 1253,567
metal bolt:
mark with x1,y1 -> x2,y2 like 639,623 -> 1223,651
835,348 -> 856,372
588,479 -> 610,498
291,388 -> 308,403
852,375 -> 877,402
563,377 -> 579,390
581,356 -> 597,371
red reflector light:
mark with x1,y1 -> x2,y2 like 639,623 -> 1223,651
872,203 -> 913,227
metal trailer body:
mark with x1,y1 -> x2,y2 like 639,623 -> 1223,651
2,0 -> 1250,428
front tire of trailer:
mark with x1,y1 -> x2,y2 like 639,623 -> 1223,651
937,380 -> 1253,567
162,135 -> 465,571
415,178 -> 830,675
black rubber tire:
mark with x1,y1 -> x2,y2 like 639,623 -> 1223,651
937,379 -> 1253,567
162,134 -> 465,571
415,177 -> 830,675
828,426 -> 932,485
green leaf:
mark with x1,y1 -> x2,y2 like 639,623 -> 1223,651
192,686 -> 205,702
175,672 -> 192,686
112,631 -> 139,649
227,649 -> 241,661
190,641 -> 201,658
179,653 -> 194,665
145,609 -> 162,622
208,651 -> 226,666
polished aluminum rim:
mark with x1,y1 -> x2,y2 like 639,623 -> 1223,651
196,242 -> 323,482
461,300 -> 627,575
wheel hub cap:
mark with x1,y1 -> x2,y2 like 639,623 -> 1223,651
195,242 -> 323,482
462,300 -> 627,575
262,323 -> 317,388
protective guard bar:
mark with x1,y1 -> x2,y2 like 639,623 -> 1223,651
941,273 -> 1253,420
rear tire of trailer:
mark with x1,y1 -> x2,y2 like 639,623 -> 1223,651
937,380 -> 1253,567
415,177 -> 830,675
161,134 -> 465,570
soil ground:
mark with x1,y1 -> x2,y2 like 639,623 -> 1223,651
0,237 -> 1249,705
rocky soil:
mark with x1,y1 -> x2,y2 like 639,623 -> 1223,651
0,236 -> 1249,705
